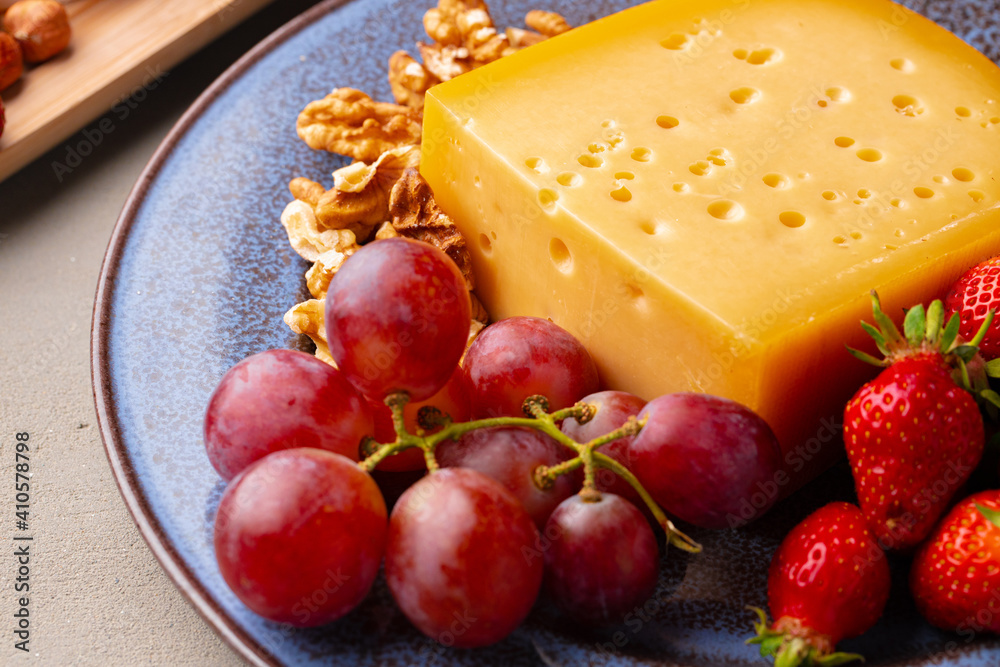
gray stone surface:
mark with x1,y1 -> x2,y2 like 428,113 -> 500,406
0,2 -> 321,663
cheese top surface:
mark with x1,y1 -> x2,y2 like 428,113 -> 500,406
423,0 -> 1000,342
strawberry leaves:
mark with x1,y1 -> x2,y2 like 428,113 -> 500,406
976,502 -> 1000,529
848,291 -> 999,415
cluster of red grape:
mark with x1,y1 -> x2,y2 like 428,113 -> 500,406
204,238 -> 785,646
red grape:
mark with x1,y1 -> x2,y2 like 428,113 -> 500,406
204,349 -> 373,480
214,449 -> 387,626
436,427 -> 578,528
543,493 -> 659,625
463,316 -> 599,418
629,393 -> 783,529
365,366 -> 470,472
561,390 -> 646,506
325,238 -> 470,401
385,468 -> 542,647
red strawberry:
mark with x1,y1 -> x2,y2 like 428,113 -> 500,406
844,293 -> 986,550
911,490 -> 1000,633
748,502 -> 890,666
945,256 -> 1000,360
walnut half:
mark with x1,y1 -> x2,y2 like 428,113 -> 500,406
297,88 -> 422,163
388,50 -> 440,109
389,168 -> 475,290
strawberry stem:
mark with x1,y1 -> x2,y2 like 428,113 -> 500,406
747,608 -> 865,667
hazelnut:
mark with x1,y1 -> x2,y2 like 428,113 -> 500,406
0,32 -> 23,91
3,0 -> 71,64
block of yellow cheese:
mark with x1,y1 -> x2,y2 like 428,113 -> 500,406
420,0 -> 1000,484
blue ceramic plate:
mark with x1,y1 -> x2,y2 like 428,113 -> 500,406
92,0 -> 1000,664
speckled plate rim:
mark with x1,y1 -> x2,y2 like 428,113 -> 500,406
90,2 -> 349,665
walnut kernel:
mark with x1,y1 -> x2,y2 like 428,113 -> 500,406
388,50 -> 439,109
388,168 -> 475,289
525,10 -> 571,37
296,88 -> 422,163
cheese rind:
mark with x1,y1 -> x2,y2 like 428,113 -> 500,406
421,0 -> 1000,483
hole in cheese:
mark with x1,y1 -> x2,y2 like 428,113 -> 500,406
557,172 -> 582,187
858,188 -> 872,199
730,87 -> 761,104
747,47 -> 780,65
857,148 -> 883,162
733,48 -> 748,60
549,238 -> 573,274
631,147 -> 652,162
578,154 -> 603,168
892,94 -> 924,116
639,221 -> 656,235
914,186 -> 935,198
610,186 -> 632,202
779,211 -> 807,228
763,173 -> 790,189
890,57 -> 915,72
827,87 -> 850,102
538,188 -> 559,210
615,171 -> 635,180
956,106 -> 972,117
673,182 -> 690,193
707,199 -> 744,221
822,190 -> 837,201
656,115 -> 679,129
970,189 -> 986,202
707,148 -> 731,166
479,233 -> 492,253
690,161 -> 712,176
661,33 -> 689,50
525,157 -> 547,173
835,136 -> 856,147
953,167 -> 975,182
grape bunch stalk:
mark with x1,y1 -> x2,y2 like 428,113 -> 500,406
206,237 -> 785,646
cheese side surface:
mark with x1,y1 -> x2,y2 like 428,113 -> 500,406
420,0 -> 1000,484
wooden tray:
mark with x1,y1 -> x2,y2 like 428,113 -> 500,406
0,0 -> 276,184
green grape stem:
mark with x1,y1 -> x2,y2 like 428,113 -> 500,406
358,391 -> 702,554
